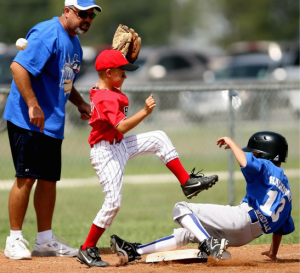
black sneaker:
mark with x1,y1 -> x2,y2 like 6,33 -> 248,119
198,237 -> 228,259
77,246 -> 109,267
110,235 -> 141,263
181,168 -> 218,199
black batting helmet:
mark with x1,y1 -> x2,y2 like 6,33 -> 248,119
242,131 -> 288,163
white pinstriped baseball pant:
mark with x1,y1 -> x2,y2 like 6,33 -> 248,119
90,130 -> 179,229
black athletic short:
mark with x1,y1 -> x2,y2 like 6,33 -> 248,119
7,121 -> 63,182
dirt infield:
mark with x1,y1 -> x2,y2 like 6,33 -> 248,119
1,244 -> 299,273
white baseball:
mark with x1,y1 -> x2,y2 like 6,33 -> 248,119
16,38 -> 28,50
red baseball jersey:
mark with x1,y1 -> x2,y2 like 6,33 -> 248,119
88,87 -> 129,145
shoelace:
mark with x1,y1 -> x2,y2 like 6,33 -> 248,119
89,247 -> 103,261
190,168 -> 204,178
198,239 -> 210,256
52,236 -> 71,250
17,238 -> 30,250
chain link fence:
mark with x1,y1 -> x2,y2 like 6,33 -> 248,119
0,81 -> 299,205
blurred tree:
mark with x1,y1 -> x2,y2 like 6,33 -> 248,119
0,0 -> 176,46
0,0 -> 54,44
80,0 -> 173,46
217,0 -> 299,47
0,0 -> 298,50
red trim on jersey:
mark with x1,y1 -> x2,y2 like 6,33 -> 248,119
88,87 -> 128,145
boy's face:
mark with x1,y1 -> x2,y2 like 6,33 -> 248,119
110,68 -> 127,88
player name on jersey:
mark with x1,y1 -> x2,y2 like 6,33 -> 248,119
255,209 -> 271,232
269,176 -> 292,202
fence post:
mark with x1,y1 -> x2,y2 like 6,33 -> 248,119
259,89 -> 268,130
228,90 -> 234,206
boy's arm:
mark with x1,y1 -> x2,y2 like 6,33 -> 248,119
116,94 -> 156,134
261,233 -> 282,260
217,137 -> 247,167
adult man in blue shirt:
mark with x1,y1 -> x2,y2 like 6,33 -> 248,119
3,0 -> 101,260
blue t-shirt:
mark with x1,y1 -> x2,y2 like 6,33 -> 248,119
241,153 -> 294,235
4,17 -> 82,139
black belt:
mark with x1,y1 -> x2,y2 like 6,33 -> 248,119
248,209 -> 259,223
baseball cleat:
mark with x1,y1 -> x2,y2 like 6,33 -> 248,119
77,246 -> 109,267
110,235 -> 141,263
198,237 -> 229,259
4,236 -> 32,260
31,236 -> 78,257
181,168 -> 218,199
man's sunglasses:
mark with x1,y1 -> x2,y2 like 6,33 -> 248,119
69,7 -> 96,20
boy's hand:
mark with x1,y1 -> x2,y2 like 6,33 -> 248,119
144,94 -> 156,115
217,136 -> 247,167
217,137 -> 233,149
116,94 -> 156,134
261,250 -> 278,260
261,234 -> 282,261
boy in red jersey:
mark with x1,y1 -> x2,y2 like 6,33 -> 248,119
77,49 -> 219,267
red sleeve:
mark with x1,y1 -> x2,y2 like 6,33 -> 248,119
97,98 -> 126,128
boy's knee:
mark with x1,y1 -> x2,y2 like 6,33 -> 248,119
150,130 -> 168,140
173,201 -> 189,217
155,130 -> 167,138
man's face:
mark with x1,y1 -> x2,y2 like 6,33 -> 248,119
66,7 -> 95,35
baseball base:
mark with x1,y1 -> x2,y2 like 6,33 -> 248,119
146,249 -> 231,263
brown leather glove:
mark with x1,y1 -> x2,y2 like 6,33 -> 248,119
112,24 -> 141,63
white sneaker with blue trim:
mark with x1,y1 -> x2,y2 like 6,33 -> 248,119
4,236 -> 32,260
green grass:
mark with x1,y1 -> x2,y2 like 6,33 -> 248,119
0,115 -> 298,251
0,120 -> 299,179
0,176 -> 298,251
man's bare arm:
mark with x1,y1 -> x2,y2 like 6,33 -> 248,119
68,86 -> 91,120
11,62 -> 45,132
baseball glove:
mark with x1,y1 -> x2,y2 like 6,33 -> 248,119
112,24 -> 141,63
127,28 -> 141,63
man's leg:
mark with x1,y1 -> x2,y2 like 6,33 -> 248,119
34,179 -> 56,232
9,177 -> 36,230
5,177 -> 35,260
31,179 -> 79,257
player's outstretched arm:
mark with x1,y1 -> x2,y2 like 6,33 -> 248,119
217,136 -> 247,167
261,233 -> 282,260
116,94 -> 156,134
